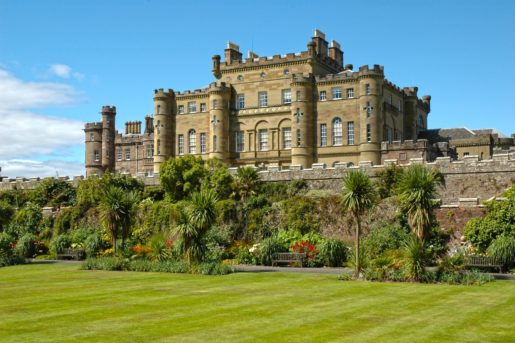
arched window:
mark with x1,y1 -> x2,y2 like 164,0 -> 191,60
332,118 -> 343,145
188,129 -> 196,154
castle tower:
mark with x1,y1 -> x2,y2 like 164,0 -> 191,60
290,74 -> 314,167
153,89 -> 175,174
208,82 -> 231,162
402,87 -> 419,140
84,121 -> 103,177
358,65 -> 384,165
101,106 -> 116,173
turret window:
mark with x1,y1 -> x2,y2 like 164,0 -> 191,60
235,131 -> 245,152
367,124 -> 372,143
258,92 -> 268,107
296,90 -> 302,101
332,87 -> 342,100
212,99 -> 219,109
319,91 -> 327,101
200,133 -> 207,153
346,88 -> 354,99
296,129 -> 301,147
213,135 -> 217,152
178,135 -> 184,155
125,148 -> 131,160
347,122 -> 355,145
258,129 -> 268,151
94,150 -> 100,162
320,124 -> 327,147
365,84 -> 371,95
282,89 -> 291,104
188,102 -> 196,113
332,118 -> 343,146
237,94 -> 245,109
188,129 -> 196,154
282,128 -> 292,149
157,105 -> 161,114
178,105 -> 184,114
90,133 -> 94,141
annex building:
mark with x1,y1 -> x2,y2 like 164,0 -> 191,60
85,30 -> 434,177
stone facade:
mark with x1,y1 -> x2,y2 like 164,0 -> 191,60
84,30 -> 431,177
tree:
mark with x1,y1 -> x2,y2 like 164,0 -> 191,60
174,188 -> 218,264
99,185 -> 140,254
0,201 -> 15,232
160,156 -> 207,201
232,166 -> 261,202
396,165 -> 444,240
204,159 -> 234,200
31,178 -> 76,208
341,170 -> 378,278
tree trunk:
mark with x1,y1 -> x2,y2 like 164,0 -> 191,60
355,212 -> 361,278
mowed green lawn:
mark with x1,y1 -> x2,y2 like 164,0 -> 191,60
0,264 -> 514,343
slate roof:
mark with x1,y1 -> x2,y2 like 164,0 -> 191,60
418,128 -> 476,143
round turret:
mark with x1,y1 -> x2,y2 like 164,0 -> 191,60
101,106 -> 116,173
84,122 -> 103,177
358,69 -> 383,165
153,89 -> 175,174
290,75 -> 314,167
208,82 -> 231,162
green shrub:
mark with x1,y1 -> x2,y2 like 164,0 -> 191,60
128,259 -> 158,272
156,260 -> 190,273
0,255 -> 26,268
362,223 -> 410,259
84,232 -> 106,257
82,257 -> 129,271
9,202 -> 42,237
51,234 -> 72,255
196,261 -> 233,275
487,236 -> 515,267
14,233 -> 38,258
438,269 -> 494,285
258,236 -> 287,266
318,238 -> 348,267
0,232 -> 15,257
148,234 -> 171,261
402,235 -> 427,282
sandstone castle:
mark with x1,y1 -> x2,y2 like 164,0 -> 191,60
84,30 -> 513,177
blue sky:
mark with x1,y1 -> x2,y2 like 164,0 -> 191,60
0,0 -> 514,177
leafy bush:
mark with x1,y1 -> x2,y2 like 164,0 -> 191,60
50,234 -> 72,255
291,240 -> 322,267
9,202 -> 42,237
14,233 -> 38,258
82,257 -> 129,271
319,238 -> 348,267
196,261 -> 233,275
464,185 -> 515,252
0,255 -> 26,268
0,232 -> 15,257
438,269 -> 494,285
362,223 -> 410,259
258,236 -> 287,266
487,236 -> 515,267
0,200 -> 15,232
282,196 -> 319,234
31,177 -> 76,207
148,234 -> 172,261
402,235 -> 427,282
84,232 -> 106,257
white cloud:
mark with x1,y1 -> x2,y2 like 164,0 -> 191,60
0,68 -> 85,177
0,69 -> 80,109
0,159 -> 84,178
48,64 -> 84,80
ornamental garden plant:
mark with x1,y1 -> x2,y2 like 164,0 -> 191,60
0,157 -> 512,284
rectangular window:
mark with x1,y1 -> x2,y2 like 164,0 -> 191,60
282,127 -> 292,149
320,124 -> 327,147
237,94 -> 245,109
319,91 -> 326,101
296,90 -> 302,101
296,129 -> 301,147
125,148 -> 131,160
116,148 -> 122,160
346,88 -> 354,98
146,145 -> 153,158
333,120 -> 343,146
212,99 -> 219,109
332,87 -> 342,99
200,133 -> 207,153
94,150 -> 100,162
200,103 -> 206,112
365,84 -> 371,95
347,122 -> 355,145
235,131 -> 245,152
178,105 -> 184,114
189,132 -> 196,154
258,129 -> 268,151
367,124 -> 372,143
188,101 -> 196,113
178,134 -> 184,155
258,92 -> 268,107
282,89 -> 292,104
90,133 -> 94,141
366,101 -> 372,117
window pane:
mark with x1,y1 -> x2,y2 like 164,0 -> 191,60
347,122 -> 354,145
320,124 -> 327,147
332,118 -> 342,145
259,129 -> 268,151
282,127 -> 291,149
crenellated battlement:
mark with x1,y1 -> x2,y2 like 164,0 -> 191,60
84,122 -> 102,130
175,88 -> 209,97
101,105 -> 116,113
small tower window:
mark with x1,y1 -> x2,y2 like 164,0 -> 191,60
90,133 -> 94,141
157,105 -> 161,115
365,84 -> 371,95
94,150 -> 100,162
296,129 -> 301,147
367,124 -> 372,143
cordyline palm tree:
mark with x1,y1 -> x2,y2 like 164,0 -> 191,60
341,170 -> 378,278
233,166 -> 261,202
174,188 -> 218,264
99,185 -> 140,254
396,164 -> 444,240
